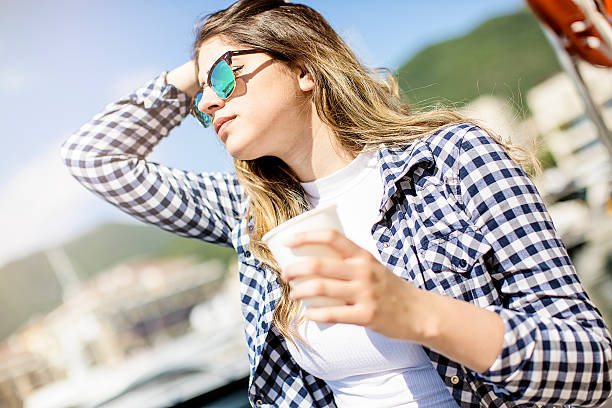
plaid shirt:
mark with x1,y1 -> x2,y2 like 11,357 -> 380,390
61,73 -> 612,407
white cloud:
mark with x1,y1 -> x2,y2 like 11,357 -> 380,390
0,141 -> 131,267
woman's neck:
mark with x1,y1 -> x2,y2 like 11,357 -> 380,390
281,110 -> 357,183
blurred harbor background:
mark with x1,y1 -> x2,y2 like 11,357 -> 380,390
1,1 -> 612,407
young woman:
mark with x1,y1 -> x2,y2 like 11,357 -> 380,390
60,0 -> 612,406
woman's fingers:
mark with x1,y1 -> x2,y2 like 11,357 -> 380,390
284,229 -> 369,259
280,230 -> 402,329
283,256 -> 368,282
289,277 -> 357,304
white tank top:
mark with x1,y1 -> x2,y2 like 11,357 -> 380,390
290,149 -> 459,407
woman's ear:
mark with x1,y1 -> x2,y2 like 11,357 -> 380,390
297,65 -> 315,92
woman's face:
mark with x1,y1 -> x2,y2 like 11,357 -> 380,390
196,36 -> 314,161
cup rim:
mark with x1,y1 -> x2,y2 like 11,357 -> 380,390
261,204 -> 338,244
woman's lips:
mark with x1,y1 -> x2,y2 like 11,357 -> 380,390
218,118 -> 235,140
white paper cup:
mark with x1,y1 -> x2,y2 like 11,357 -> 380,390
262,204 -> 346,309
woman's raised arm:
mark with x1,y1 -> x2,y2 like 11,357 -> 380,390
60,63 -> 244,248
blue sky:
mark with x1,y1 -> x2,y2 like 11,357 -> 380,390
0,0 -> 524,266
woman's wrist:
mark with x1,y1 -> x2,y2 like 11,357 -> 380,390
400,285 -> 443,344
407,286 -> 505,374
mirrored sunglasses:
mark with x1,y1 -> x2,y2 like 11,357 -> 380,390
190,49 -> 264,128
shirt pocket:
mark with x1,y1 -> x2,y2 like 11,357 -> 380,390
419,227 -> 492,302
409,173 -> 471,246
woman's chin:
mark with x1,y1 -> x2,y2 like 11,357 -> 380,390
225,142 -> 260,161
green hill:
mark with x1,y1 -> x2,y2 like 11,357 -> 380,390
0,223 -> 235,341
397,7 -> 561,117
62,223 -> 236,281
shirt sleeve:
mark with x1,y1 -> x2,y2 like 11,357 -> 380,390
455,125 -> 612,406
60,72 -> 244,247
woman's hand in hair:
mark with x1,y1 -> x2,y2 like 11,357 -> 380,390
166,60 -> 201,98
281,229 -> 430,342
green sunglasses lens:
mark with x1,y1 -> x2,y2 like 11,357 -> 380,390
191,56 -> 239,128
192,91 -> 212,127
210,60 -> 235,98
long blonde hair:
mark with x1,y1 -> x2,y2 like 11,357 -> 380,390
192,0 -> 537,347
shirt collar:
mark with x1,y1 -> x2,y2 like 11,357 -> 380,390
375,140 -> 435,216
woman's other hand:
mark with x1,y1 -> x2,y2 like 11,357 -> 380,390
281,228 -> 505,374
282,229 -> 430,342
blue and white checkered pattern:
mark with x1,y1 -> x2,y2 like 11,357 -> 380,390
60,72 -> 612,407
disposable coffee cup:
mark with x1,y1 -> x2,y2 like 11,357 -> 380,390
262,204 -> 346,309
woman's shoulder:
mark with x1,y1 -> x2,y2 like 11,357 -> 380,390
384,122 -> 493,158
383,122 -> 489,164
422,122 -> 510,172
375,122 -> 510,185
380,122 -> 517,189
423,122 -> 493,154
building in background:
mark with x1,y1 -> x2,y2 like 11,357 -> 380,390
0,256 -> 239,408
528,60 -> 612,208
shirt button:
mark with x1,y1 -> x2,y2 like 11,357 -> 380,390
383,242 -> 390,248
245,250 -> 252,258
255,399 -> 263,406
450,375 -> 460,385
459,259 -> 467,268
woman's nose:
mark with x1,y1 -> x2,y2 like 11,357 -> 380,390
197,86 -> 225,115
